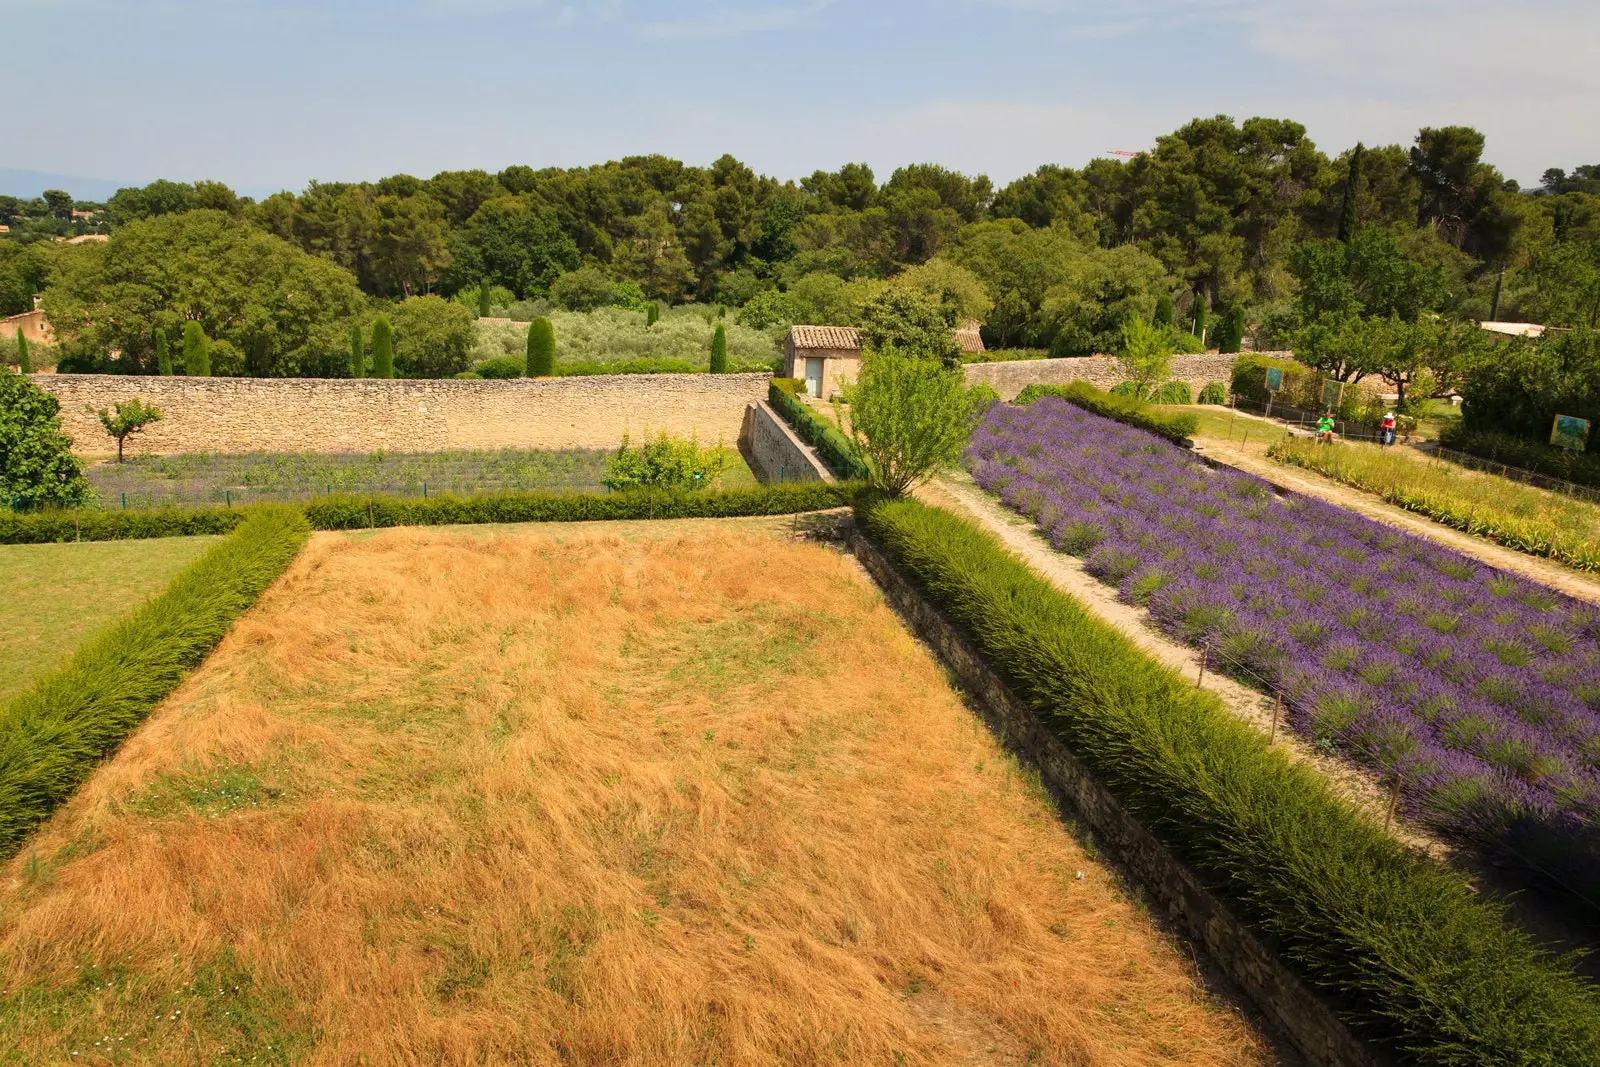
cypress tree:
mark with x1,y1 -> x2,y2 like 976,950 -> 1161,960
1192,296 -> 1207,345
1154,294 -> 1174,328
477,279 -> 491,318
709,323 -> 728,374
526,316 -> 555,377
1218,304 -> 1247,354
182,321 -> 211,376
154,331 -> 173,375
16,329 -> 30,375
646,302 -> 659,328
1338,142 -> 1364,243
349,323 -> 364,378
370,316 -> 395,379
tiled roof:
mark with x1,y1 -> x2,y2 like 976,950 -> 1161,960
955,320 -> 985,353
789,325 -> 862,351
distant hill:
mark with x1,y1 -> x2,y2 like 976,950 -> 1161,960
0,169 -> 131,201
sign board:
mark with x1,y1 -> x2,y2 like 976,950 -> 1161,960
1321,378 -> 1344,411
1551,414 -> 1592,452
1264,366 -> 1283,393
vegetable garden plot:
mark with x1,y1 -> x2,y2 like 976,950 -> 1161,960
969,397 -> 1600,915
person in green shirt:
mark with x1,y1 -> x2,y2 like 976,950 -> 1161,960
1316,413 -> 1336,444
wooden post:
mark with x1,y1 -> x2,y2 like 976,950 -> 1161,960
1196,644 -> 1208,688
1269,693 -> 1281,745
367,501 -> 375,529
1385,775 -> 1403,831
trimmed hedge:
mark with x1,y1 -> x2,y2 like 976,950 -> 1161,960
1440,423 -> 1600,492
768,379 -> 871,480
1015,381 -> 1198,445
859,496 -> 1600,1066
1232,352 -> 1316,408
303,481 -> 859,530
0,507 -> 310,857
0,505 -> 248,544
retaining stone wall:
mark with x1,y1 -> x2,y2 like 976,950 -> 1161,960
963,353 -> 1254,402
36,374 -> 769,457
738,401 -> 833,484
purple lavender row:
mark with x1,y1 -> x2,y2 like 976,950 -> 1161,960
967,396 -> 1600,900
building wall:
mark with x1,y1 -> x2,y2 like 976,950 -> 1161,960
35,373 -> 770,458
782,344 -> 860,400
3,310 -> 54,347
737,400 -> 833,484
963,353 -> 1256,402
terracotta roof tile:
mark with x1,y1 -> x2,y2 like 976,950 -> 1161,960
789,325 -> 862,351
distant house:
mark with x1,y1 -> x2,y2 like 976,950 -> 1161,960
783,320 -> 987,398
70,208 -> 101,221
59,233 -> 109,245
1480,321 -> 1547,339
2,307 -> 53,348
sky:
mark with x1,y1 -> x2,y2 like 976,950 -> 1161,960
3,0 -> 1597,198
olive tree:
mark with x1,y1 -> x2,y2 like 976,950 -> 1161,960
840,342 -> 986,496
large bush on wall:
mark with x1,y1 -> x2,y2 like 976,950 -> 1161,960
1459,328 -> 1600,451
0,370 -> 90,509
1230,352 -> 1318,408
390,295 -> 475,378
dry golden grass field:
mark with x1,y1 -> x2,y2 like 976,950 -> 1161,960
0,519 -> 1267,1066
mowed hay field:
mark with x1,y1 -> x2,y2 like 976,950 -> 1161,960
0,521 -> 1267,1066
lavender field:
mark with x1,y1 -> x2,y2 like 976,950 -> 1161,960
969,397 -> 1600,913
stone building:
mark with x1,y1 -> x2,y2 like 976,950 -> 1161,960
2,307 -> 54,348
783,320 -> 988,398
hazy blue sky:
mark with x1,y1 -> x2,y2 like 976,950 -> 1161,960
3,0 -> 1596,196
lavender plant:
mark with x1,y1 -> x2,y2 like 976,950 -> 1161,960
969,396 -> 1600,914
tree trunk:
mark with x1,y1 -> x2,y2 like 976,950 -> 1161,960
117,436 -> 124,464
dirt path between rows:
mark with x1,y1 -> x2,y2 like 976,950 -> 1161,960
918,471 -> 1448,859
1193,413 -> 1600,605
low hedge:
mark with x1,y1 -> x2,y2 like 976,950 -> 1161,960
859,496 -> 1600,1066
1439,423 -> 1600,491
0,506 -> 310,858
303,481 -> 859,530
1232,352 -> 1317,408
768,379 -> 871,480
1015,381 -> 1198,445
0,505 -> 248,544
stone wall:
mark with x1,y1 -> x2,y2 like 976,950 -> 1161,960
963,352 -> 1252,402
847,528 -> 1385,1067
738,401 -> 833,484
36,373 -> 770,457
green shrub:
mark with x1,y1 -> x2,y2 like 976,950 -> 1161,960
0,506 -> 309,858
370,316 -> 394,379
472,355 -> 525,380
526,316 -> 555,377
1197,381 -> 1228,405
1440,423 -> 1600,491
1231,353 -> 1315,408
603,433 -> 730,492
1015,381 -> 1197,444
302,482 -> 858,530
1149,380 -> 1193,405
769,379 -> 870,480
16,329 -> 30,375
182,321 -> 211,377
155,331 -> 174,376
1109,380 -> 1139,398
0,370 -> 90,510
347,323 -> 363,379
858,496 -> 1600,1066
0,505 -> 247,544
709,323 -> 729,374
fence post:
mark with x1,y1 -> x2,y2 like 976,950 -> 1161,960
1385,774 -> 1404,831
121,492 -> 127,511
1269,693 -> 1281,745
423,481 -> 428,499
225,489 -> 232,507
1196,644 -> 1208,688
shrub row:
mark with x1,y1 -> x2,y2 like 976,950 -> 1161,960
767,379 -> 871,480
1440,423 -> 1600,492
1268,439 -> 1600,573
0,507 -> 310,858
303,481 -> 859,530
1014,381 -> 1198,444
858,496 -> 1600,1066
0,505 -> 248,544
554,357 -> 779,377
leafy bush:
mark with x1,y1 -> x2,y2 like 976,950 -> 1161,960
0,505 -> 247,544
603,433 -> 731,492
0,506 -> 309,857
709,323 -> 728,374
1014,380 -> 1197,444
526,316 -> 555,377
1231,352 -> 1316,408
842,343 -> 985,494
769,379 -> 869,480
1440,423 -> 1600,491
370,316 -> 394,379
858,496 -> 1600,1066
1459,329 -> 1600,450
1149,380 -> 1193,405
473,355 -> 524,380
1197,381 -> 1228,405
182,321 -> 210,377
0,369 -> 90,510
302,482 -> 858,530
390,295 -> 475,378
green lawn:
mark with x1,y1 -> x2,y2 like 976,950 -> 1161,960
0,536 -> 221,702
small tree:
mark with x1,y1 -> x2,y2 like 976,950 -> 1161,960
646,302 -> 660,328
1153,294 -> 1175,329
96,398 -> 162,463
841,343 -> 984,496
603,432 -> 731,492
1115,314 -> 1175,400
1338,142 -> 1364,244
526,316 -> 555,376
477,279 -> 491,318
349,323 -> 364,378
709,323 -> 728,373
16,329 -> 30,375
154,331 -> 173,375
1192,296 -> 1208,346
0,370 -> 89,509
370,316 -> 395,379
1216,304 -> 1247,354
182,321 -> 211,376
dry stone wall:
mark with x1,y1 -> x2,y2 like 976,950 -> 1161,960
737,401 -> 833,484
37,374 -> 770,457
964,353 -> 1252,402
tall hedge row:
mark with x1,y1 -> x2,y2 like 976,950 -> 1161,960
767,378 -> 871,480
0,507 -> 310,857
859,496 -> 1600,1066
1014,381 -> 1198,444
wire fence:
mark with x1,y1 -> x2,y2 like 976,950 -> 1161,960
1415,443 -> 1600,505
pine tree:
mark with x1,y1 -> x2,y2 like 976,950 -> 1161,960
16,329 -> 30,374
646,302 -> 659,328
1338,142 -> 1364,243
526,316 -> 555,377
182,321 -> 211,376
154,331 -> 173,375
370,316 -> 395,379
709,323 -> 728,373
1154,294 -> 1174,328
477,279 -> 491,318
1192,297 -> 1207,346
349,323 -> 364,378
